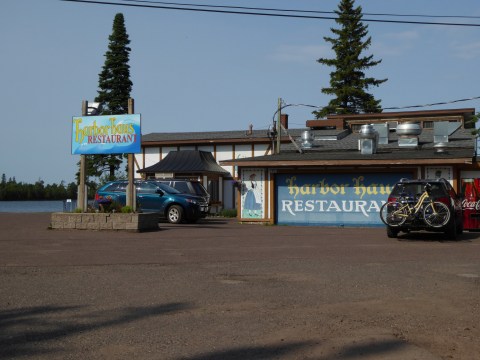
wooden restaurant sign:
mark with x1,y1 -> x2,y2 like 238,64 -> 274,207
71,114 -> 141,155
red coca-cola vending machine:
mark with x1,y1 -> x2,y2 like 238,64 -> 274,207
461,178 -> 480,230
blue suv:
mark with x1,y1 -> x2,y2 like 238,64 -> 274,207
95,180 -> 208,224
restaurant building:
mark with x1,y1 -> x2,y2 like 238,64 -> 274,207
136,108 -> 480,227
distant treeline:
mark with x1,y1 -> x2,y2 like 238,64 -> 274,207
0,174 -> 78,201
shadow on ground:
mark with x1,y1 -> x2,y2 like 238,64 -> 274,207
179,338 -> 413,360
178,341 -> 315,360
0,302 -> 190,358
396,230 -> 480,242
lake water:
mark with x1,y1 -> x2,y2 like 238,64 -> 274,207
0,200 -> 78,213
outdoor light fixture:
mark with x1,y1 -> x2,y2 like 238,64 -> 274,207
87,102 -> 103,115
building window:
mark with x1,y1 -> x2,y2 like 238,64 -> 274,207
208,180 -> 219,203
423,121 -> 434,129
351,124 -> 362,132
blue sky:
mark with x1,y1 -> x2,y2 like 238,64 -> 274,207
2,0 -> 480,184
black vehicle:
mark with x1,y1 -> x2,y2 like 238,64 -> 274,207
381,178 -> 463,239
95,180 -> 208,224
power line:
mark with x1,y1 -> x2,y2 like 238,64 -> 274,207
61,0 -> 480,27
115,0 -> 480,20
275,96 -> 480,118
383,95 -> 480,110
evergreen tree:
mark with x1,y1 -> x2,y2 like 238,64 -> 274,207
314,0 -> 387,118
90,13 -> 133,181
0,174 -> 6,200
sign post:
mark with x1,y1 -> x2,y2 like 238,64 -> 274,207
126,98 -> 135,210
78,101 -> 88,212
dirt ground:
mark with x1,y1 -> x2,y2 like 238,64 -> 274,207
0,213 -> 479,360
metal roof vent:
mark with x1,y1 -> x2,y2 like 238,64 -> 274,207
388,121 -> 398,131
397,122 -> 421,147
434,121 -> 462,143
301,130 -> 314,149
434,122 -> 449,143
371,123 -> 389,145
359,124 -> 379,155
434,142 -> 449,155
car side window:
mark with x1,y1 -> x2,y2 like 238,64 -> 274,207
116,182 -> 127,191
191,182 -> 208,196
445,182 -> 458,198
449,187 -> 458,198
136,182 -> 158,194
103,183 -> 119,192
174,182 -> 190,193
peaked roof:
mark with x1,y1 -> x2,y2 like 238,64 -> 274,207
137,150 -> 230,175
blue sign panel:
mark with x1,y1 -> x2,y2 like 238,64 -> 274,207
71,114 -> 141,155
276,173 -> 412,227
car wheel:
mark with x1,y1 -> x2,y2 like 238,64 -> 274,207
456,215 -> 464,236
167,205 -> 184,224
386,226 -> 399,238
445,217 -> 458,240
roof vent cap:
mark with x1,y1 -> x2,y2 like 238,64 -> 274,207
359,124 -> 378,139
434,142 -> 449,155
359,125 -> 379,155
396,122 -> 422,136
301,130 -> 314,149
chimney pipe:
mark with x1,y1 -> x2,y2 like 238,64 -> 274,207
280,114 -> 289,129
246,123 -> 253,136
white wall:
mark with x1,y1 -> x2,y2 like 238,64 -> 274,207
198,145 -> 215,153
215,145 -> 235,177
254,144 -> 270,157
161,146 -> 178,158
144,147 -> 161,168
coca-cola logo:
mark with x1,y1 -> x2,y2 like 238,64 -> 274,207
462,199 -> 480,210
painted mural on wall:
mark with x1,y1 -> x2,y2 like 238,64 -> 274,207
425,166 -> 453,183
240,169 -> 265,219
276,173 -> 411,226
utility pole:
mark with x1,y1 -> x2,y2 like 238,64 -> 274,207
276,98 -> 282,154
78,101 -> 88,212
126,98 -> 136,211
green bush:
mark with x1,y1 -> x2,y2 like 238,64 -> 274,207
99,201 -> 123,213
220,208 -> 237,218
121,206 -> 134,213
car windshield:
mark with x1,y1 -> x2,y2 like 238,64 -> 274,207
392,182 -> 445,198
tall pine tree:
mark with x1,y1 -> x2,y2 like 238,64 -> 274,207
314,0 -> 387,118
91,13 -> 133,181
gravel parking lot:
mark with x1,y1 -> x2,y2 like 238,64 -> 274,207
0,213 -> 479,360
